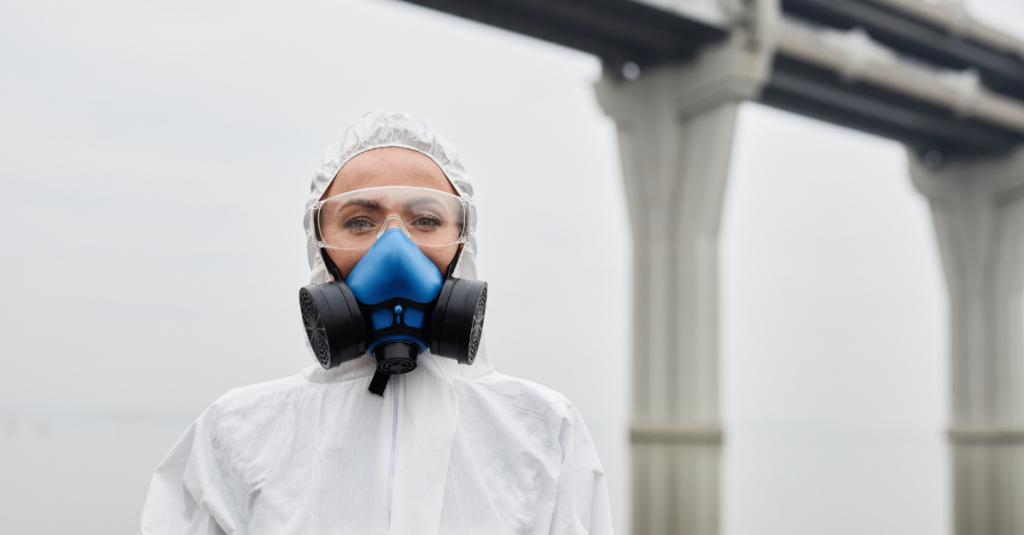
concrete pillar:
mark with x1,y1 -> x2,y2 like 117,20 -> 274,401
909,146 -> 1024,535
595,28 -> 774,535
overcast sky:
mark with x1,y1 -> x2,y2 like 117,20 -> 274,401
2,0 -> 1023,534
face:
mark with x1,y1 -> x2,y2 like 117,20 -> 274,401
320,147 -> 462,279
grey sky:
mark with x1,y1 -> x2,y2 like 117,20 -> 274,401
1,0 -> 1022,533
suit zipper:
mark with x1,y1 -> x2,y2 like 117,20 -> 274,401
387,375 -> 399,524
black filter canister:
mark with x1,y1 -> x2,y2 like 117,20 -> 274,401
299,283 -> 366,369
430,278 -> 487,365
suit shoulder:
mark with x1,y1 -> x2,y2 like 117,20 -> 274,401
208,373 -> 310,413
467,371 -> 578,417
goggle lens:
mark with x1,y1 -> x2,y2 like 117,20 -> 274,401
315,186 -> 467,250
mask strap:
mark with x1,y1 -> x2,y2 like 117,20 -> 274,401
445,243 -> 464,279
320,247 -> 344,282
368,371 -> 390,396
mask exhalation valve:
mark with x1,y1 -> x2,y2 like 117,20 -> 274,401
374,341 -> 419,374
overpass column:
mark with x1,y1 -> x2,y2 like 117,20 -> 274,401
909,147 -> 1024,535
595,32 -> 772,535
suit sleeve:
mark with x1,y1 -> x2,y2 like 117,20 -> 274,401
549,405 -> 615,535
139,413 -> 232,535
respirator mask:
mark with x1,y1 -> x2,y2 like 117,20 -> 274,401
299,186 -> 487,395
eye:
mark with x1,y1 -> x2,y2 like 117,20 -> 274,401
343,217 -> 375,230
411,215 -> 442,228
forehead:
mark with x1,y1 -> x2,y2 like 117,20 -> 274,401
325,147 -> 457,198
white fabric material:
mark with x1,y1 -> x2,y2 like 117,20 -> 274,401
140,110 -> 614,535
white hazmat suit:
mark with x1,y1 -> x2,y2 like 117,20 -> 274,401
140,111 -> 614,535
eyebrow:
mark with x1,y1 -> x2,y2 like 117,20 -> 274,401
404,196 -> 446,209
339,198 -> 382,210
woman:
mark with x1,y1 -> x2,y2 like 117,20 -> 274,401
140,110 -> 613,535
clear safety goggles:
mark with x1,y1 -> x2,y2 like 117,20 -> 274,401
313,186 -> 470,250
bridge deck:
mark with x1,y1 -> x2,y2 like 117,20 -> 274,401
399,0 -> 1024,155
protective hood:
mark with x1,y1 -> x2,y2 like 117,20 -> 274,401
304,110 -> 478,284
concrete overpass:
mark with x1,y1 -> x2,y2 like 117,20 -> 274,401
393,1 -> 1024,533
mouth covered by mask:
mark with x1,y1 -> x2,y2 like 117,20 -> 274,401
299,186 -> 487,395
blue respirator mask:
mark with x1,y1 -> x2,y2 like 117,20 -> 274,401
299,186 -> 487,395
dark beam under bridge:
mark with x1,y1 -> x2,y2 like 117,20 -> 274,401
399,0 -> 727,68
761,54 -> 1024,156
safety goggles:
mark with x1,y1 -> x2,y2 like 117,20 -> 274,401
313,186 -> 470,250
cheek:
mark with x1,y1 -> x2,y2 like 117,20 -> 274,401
326,249 -> 363,280
424,245 -> 459,277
